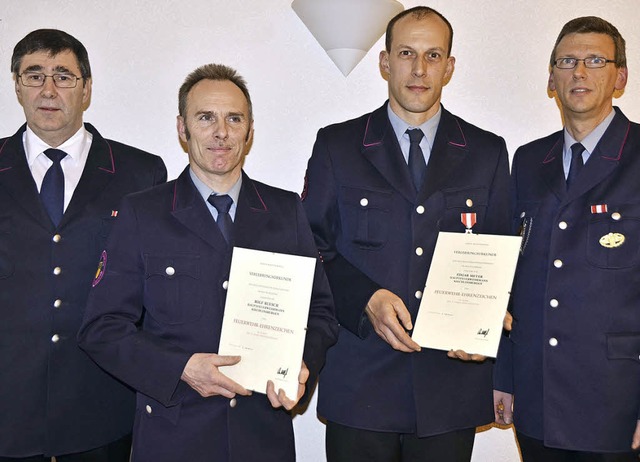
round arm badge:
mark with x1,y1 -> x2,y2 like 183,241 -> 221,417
92,250 -> 107,287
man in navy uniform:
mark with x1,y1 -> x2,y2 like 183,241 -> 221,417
494,16 -> 640,461
0,30 -> 166,461
302,6 -> 510,462
77,63 -> 338,462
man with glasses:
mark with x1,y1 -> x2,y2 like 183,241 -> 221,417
0,29 -> 166,461
494,16 -> 640,461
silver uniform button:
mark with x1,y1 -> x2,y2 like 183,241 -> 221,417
611,212 -> 621,221
558,221 -> 567,230
553,259 -> 563,268
415,247 -> 423,256
549,337 -> 558,347
360,198 -> 368,207
52,234 -> 61,243
51,334 -> 60,343
415,290 -> 423,299
416,205 -> 425,214
466,199 -> 473,207
520,212 -> 526,218
165,266 -> 175,276
53,267 -> 61,275
229,398 -> 237,408
146,405 -> 152,414
222,280 -> 229,290
549,299 -> 559,308
53,299 -> 62,308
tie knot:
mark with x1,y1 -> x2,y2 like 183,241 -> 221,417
208,194 -> 233,214
44,148 -> 67,164
570,143 -> 585,160
406,128 -> 424,145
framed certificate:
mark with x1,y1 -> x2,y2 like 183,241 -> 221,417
411,232 -> 521,357
218,247 -> 315,398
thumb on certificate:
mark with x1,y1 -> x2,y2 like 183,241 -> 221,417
212,354 -> 242,367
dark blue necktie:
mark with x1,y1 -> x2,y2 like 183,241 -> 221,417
407,128 -> 426,191
566,142 -> 585,189
41,149 -> 67,226
207,194 -> 234,245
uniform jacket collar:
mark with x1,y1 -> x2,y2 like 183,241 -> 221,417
541,106 -> 631,203
0,122 -> 117,230
170,168 -> 272,255
360,101 -> 470,203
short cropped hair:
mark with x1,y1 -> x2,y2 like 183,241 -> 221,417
178,63 -> 253,120
385,6 -> 454,56
550,16 -> 626,68
11,29 -> 91,80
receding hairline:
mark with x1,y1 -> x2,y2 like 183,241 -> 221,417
178,63 -> 253,120
385,7 -> 454,56
182,78 -> 252,119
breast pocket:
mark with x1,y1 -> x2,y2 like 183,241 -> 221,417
144,254 -> 203,324
438,187 -> 489,233
340,186 -> 392,249
587,204 -> 640,269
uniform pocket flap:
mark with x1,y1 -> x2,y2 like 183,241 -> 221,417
443,187 -> 489,209
607,333 -> 640,361
138,395 -> 182,425
145,254 -> 201,279
341,186 -> 392,210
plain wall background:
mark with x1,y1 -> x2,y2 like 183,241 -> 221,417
1,1 -> 639,461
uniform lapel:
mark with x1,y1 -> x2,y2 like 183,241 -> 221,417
60,124 -> 116,226
564,108 -> 629,204
420,108 -> 469,201
540,136 -> 567,202
360,103 -> 415,203
0,125 -> 53,229
234,172 -> 272,250
170,167 -> 228,254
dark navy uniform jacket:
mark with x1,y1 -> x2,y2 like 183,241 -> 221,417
0,123 -> 166,457
78,168 -> 338,462
302,102 -> 511,436
495,107 -> 640,452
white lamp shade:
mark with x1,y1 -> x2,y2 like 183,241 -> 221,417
292,0 -> 404,76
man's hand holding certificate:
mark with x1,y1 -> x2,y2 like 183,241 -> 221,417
412,232 -> 521,358
218,247 -> 315,400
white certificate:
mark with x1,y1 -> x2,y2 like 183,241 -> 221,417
218,247 -> 315,398
412,232 -> 522,357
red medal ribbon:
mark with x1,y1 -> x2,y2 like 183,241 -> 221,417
461,212 -> 477,230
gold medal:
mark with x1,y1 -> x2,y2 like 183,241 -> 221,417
599,232 -> 625,248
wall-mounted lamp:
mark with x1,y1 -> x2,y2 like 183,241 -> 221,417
291,0 -> 404,77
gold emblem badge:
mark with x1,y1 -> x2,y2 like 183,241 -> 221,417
599,232 -> 625,248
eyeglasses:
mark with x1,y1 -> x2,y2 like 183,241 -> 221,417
554,57 -> 616,69
17,72 -> 82,88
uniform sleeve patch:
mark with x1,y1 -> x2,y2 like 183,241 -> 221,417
92,250 -> 108,287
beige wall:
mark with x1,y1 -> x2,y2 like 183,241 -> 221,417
2,1 -> 638,460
